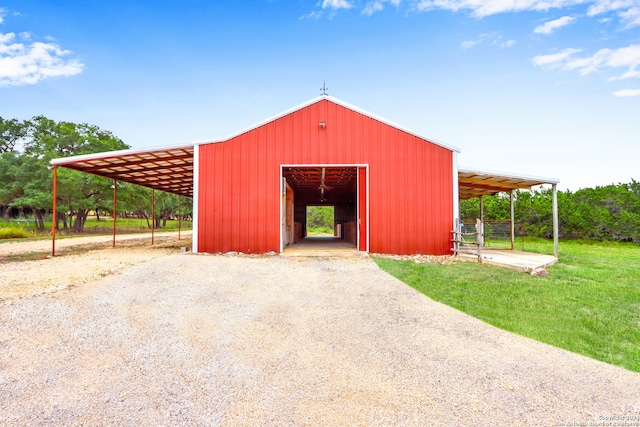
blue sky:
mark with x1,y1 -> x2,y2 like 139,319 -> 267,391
1,0 -> 639,191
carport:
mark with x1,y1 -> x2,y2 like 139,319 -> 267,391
50,144 -> 194,256
457,167 -> 560,261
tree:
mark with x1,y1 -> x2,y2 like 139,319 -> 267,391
307,206 -> 334,231
0,152 -> 51,229
460,183 -> 640,243
117,186 -> 190,229
0,117 -> 30,153
23,116 -> 129,232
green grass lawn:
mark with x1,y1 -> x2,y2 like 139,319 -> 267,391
374,240 -> 640,372
307,226 -> 334,236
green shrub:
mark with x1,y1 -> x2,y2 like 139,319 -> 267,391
0,227 -> 30,240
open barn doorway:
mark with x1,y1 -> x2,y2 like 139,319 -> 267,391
306,206 -> 335,237
280,165 -> 367,254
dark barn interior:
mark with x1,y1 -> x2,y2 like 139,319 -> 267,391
282,167 -> 358,245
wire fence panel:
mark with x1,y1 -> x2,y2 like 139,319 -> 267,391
461,219 -> 526,250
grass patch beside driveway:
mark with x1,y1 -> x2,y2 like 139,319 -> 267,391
374,241 -> 640,372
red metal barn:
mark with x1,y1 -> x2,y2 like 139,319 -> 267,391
194,96 -> 459,255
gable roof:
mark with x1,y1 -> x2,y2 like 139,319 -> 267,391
221,95 -> 461,153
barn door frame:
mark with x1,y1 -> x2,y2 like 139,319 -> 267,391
279,164 -> 369,253
357,165 -> 369,252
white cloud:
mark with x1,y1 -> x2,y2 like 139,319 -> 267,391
534,15 -> 577,34
363,0 -> 403,15
587,0 -> 635,16
619,6 -> 640,27
613,88 -> 640,96
532,48 -> 582,66
461,39 -> 480,48
502,39 -> 517,48
413,0 -> 640,30
322,0 -> 353,9
306,0 -> 640,30
415,0 -> 586,18
587,0 -> 640,27
362,0 -> 402,16
363,1 -> 385,15
307,0 -> 640,29
460,32 -> 503,49
0,32 -> 84,86
0,32 -> 14,44
606,44 -> 640,77
564,48 -> 612,75
533,44 -> 640,81
300,10 -> 324,19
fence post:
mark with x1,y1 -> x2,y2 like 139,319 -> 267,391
476,218 -> 483,263
452,218 -> 460,255
510,190 -> 515,250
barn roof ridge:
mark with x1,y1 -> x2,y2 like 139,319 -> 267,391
217,95 -> 461,153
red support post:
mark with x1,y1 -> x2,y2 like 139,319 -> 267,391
151,188 -> 155,245
51,165 -> 57,257
112,179 -> 117,248
178,195 -> 181,241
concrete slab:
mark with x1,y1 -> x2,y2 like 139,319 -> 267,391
282,236 -> 364,257
459,248 -> 558,273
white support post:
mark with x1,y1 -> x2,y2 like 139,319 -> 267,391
552,184 -> 559,258
510,190 -> 515,250
452,152 -> 459,252
192,144 -> 199,254
479,195 -> 484,247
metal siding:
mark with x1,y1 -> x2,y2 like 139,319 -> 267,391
264,124 -> 280,253
198,99 -> 454,255
255,130 -> 268,251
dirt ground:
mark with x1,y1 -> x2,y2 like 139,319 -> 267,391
0,232 -> 191,303
1,235 -> 638,426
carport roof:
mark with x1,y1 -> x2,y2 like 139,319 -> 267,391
51,144 -> 195,197
458,167 -> 559,200
52,146 -> 559,201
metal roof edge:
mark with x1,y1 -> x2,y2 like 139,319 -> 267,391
216,95 -> 327,142
216,95 -> 461,153
459,166 -> 560,185
326,96 -> 461,153
50,141 -> 199,165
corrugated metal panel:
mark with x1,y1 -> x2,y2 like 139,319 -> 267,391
198,98 -> 453,255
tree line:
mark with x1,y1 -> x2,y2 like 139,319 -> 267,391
460,181 -> 640,243
1,116 -> 191,233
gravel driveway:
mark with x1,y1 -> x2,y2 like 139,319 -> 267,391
1,253 -> 638,426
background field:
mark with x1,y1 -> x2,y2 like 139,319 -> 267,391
0,216 -> 191,240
